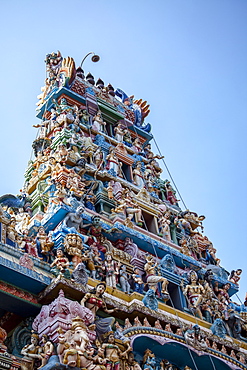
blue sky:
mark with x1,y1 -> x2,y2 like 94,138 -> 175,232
0,0 -> 246,302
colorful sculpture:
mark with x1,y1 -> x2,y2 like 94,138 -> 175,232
0,51 -> 245,370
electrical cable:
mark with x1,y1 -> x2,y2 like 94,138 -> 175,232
152,136 -> 187,210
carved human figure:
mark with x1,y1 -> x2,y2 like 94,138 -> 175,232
184,324 -> 207,351
106,147 -> 122,177
55,143 -> 68,163
21,332 -> 41,368
50,248 -> 70,278
57,317 -> 94,369
80,283 -> 117,338
119,265 -> 131,294
64,233 -> 84,267
131,137 -> 142,154
228,269 -> 242,285
22,229 -> 39,258
52,182 -> 70,206
114,122 -> 125,142
102,333 -> 131,370
143,143 -> 164,161
182,271 -> 205,320
133,162 -> 145,188
38,334 -> 54,369
92,111 -> 106,132
84,190 -> 96,211
132,267 -> 144,294
36,226 -> 53,255
33,120 -> 49,139
53,98 -> 75,128
214,282 -> 231,319
77,108 -> 89,126
15,210 -> 31,234
174,211 -> 195,237
114,321 -> 130,343
124,318 -> 132,330
125,190 -> 143,225
85,215 -> 117,254
144,255 -> 169,299
62,206 -> 88,243
158,212 -> 171,241
6,218 -> 18,242
107,181 -> 114,200
123,129 -> 132,145
142,349 -> 156,370
165,181 -> 179,205
104,253 -> 120,289
93,147 -> 104,169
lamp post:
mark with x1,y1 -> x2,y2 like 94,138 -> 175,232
80,52 -> 100,68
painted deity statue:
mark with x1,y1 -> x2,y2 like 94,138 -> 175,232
228,269 -> 242,285
132,267 -> 144,294
21,332 -> 41,369
125,190 -> 143,225
114,122 -> 125,142
50,248 -> 70,278
158,212 -> 171,241
38,334 -> 54,369
57,317 -> 99,369
92,111 -> 106,133
102,332 -> 131,370
61,205 -> 89,243
106,147 -> 122,177
144,255 -> 169,301
133,162 -> 145,188
182,271 -> 205,320
36,226 -> 53,255
80,283 -> 117,339
103,252 -> 120,289
119,264 -> 131,294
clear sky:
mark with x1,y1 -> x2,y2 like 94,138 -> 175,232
0,0 -> 246,302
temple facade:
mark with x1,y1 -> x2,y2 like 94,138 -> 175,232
0,51 -> 246,370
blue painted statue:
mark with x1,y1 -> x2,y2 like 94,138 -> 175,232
210,318 -> 227,338
142,289 -> 158,311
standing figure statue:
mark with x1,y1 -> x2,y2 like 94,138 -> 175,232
181,271 -> 205,320
114,122 -> 125,142
103,252 -> 120,289
106,146 -> 122,177
119,265 -> 131,294
132,267 -> 144,294
133,162 -> 145,188
158,212 -> 171,241
92,110 -> 106,133
144,255 -> 169,301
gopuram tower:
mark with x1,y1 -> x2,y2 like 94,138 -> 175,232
0,51 -> 246,370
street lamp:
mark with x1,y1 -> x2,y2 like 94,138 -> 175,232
80,52 -> 100,68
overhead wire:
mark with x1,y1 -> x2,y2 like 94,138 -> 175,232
152,136 -> 187,210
